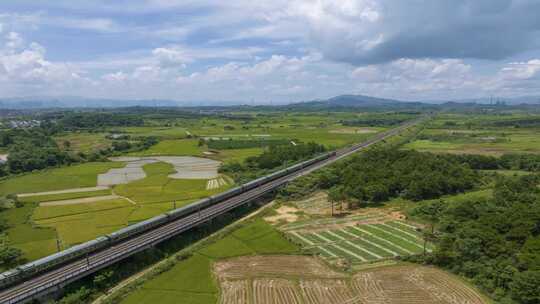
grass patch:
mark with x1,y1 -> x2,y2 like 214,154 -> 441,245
0,204 -> 57,262
0,162 -> 124,196
54,132 -> 112,153
122,290 -> 215,304
403,116 -> 540,155
39,207 -> 133,246
198,235 -> 255,259
119,126 -> 188,139
119,218 -> 298,304
18,189 -> 112,203
31,199 -> 135,247
209,148 -> 264,164
126,201 -> 193,223
114,162 -> 225,204
136,254 -> 217,293
130,139 -> 202,156
32,199 -> 132,220
14,239 -> 58,261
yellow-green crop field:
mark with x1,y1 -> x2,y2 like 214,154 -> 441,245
0,162 -> 124,196
403,113 -> 540,155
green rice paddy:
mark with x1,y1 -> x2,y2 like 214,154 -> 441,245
120,218 -> 299,304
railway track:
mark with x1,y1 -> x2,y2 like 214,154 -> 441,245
0,118 -> 423,304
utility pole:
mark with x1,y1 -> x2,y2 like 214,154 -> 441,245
56,237 -> 62,253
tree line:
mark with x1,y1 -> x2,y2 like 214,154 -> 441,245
412,174 -> 540,304
205,138 -> 290,150
220,142 -> 326,183
281,148 -> 479,205
450,153 -> 540,171
0,113 -> 159,176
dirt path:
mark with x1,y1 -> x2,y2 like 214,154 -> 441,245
39,195 -> 122,206
111,188 -> 137,205
17,186 -> 110,198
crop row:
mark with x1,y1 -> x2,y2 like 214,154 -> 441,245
288,221 -> 430,263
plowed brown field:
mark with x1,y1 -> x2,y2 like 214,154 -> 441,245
215,256 -> 487,304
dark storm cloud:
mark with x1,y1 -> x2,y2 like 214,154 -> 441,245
317,0 -> 540,65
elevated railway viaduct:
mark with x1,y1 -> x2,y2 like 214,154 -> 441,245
0,117 -> 424,304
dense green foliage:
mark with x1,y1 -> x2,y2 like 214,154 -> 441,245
57,113 -> 144,130
205,138 -> 290,150
342,117 -> 409,127
488,117 -> 540,128
412,174 -> 540,303
499,154 -> 540,171
449,154 -> 540,171
290,149 -> 478,204
0,125 -> 74,175
0,117 -> 158,176
220,142 -> 326,183
249,142 -> 326,169
417,132 -> 509,144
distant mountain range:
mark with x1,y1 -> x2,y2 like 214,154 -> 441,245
0,96 -> 178,109
286,95 -> 424,110
0,94 -> 538,109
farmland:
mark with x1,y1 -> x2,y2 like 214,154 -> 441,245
114,213 -> 485,304
54,132 -> 113,154
403,113 -> 540,155
214,261 -> 487,304
128,139 -> 202,157
286,220 -> 431,264
1,109 -> 537,304
0,111 -> 392,266
120,113 -> 383,151
1,159 -> 231,261
0,162 -> 125,196
120,218 -> 300,304
274,201 -> 433,265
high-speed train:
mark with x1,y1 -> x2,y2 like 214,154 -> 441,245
0,151 -> 335,288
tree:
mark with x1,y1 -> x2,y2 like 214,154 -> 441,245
93,270 -> 114,290
518,237 -> 540,271
112,141 -> 132,151
57,287 -> 92,304
328,186 -> 346,216
0,247 -> 22,266
63,140 -> 71,150
510,271 -> 540,304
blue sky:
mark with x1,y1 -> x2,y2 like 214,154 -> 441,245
1,0 -> 540,103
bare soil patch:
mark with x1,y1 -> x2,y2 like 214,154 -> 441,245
352,265 -> 487,304
17,186 -> 109,198
389,211 -> 407,221
253,278 -> 303,304
300,279 -> 356,304
264,206 -> 299,224
99,156 -> 221,186
220,280 -> 249,304
291,192 -> 330,215
39,195 -> 121,206
214,256 -> 488,304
